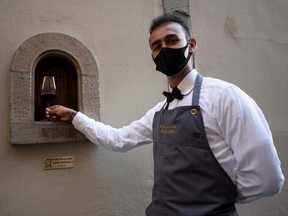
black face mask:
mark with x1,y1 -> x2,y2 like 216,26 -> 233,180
153,43 -> 192,76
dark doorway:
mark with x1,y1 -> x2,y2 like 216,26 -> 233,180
34,56 -> 78,121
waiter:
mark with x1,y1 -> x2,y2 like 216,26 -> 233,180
46,14 -> 284,216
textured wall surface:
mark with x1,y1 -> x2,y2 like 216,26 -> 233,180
0,0 -> 164,215
190,0 -> 288,215
0,0 -> 287,216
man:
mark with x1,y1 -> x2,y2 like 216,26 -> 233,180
46,14 -> 284,216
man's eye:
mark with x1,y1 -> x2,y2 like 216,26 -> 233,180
168,38 -> 179,44
152,44 -> 161,51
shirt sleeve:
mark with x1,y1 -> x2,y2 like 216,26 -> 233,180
213,86 -> 285,203
71,103 -> 163,152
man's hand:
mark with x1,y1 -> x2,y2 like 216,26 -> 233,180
45,105 -> 77,121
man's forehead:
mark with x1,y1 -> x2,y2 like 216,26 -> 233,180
149,22 -> 185,44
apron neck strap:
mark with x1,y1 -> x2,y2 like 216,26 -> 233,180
192,74 -> 203,106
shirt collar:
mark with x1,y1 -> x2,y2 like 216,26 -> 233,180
169,69 -> 198,95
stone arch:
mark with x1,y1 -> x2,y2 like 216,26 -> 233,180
10,33 -> 99,144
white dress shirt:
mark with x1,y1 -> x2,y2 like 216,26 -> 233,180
72,69 -> 284,203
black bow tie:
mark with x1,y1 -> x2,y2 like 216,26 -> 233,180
162,87 -> 184,110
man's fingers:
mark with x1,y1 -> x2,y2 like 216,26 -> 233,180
47,105 -> 55,110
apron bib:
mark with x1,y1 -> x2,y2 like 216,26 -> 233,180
146,74 -> 237,216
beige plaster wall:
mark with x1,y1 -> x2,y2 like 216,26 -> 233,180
191,0 -> 288,215
0,0 -> 287,216
0,0 -> 165,215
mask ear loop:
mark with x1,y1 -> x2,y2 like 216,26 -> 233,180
187,39 -> 196,69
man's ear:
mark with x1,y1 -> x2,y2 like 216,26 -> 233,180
189,38 -> 197,53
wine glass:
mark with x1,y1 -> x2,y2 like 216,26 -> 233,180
40,76 -> 57,107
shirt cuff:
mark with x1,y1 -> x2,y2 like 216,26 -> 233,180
71,111 -> 91,132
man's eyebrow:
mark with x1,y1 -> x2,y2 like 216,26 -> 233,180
165,33 -> 179,40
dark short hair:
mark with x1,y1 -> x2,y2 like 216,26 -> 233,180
149,13 -> 191,39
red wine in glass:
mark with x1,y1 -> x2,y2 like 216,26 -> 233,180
41,76 -> 56,107
41,93 -> 57,107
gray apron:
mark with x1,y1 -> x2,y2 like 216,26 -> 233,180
146,74 -> 237,216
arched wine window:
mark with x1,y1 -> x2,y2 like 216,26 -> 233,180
10,33 -> 100,144
34,55 -> 78,121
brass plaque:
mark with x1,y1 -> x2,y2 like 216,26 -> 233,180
44,155 -> 74,170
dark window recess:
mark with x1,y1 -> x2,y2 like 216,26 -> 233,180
35,56 -> 78,121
